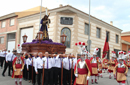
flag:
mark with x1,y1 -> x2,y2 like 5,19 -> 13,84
102,33 -> 109,58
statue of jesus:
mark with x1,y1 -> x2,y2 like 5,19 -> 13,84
40,15 -> 51,40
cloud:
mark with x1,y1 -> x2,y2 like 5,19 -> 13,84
0,0 -> 130,32
94,6 -> 105,10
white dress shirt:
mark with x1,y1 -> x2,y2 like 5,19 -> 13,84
53,55 -> 62,68
26,58 -> 32,69
1,51 -> 8,57
35,57 -> 43,72
42,57 -> 54,69
3,51 -> 8,58
6,52 -> 16,61
63,57 -> 72,70
73,58 -> 77,69
32,57 -> 37,67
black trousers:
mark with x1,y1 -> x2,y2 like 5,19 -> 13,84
37,69 -> 43,85
53,67 -> 61,85
0,57 -> 1,66
23,65 -> 28,80
28,65 -> 32,80
33,67 -> 36,84
44,69 -> 53,85
0,57 -> 5,68
73,69 -> 75,84
2,61 -> 13,75
63,69 -> 71,85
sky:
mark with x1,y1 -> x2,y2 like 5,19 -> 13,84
0,0 -> 130,32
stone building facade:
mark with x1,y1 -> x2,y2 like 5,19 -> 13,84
17,5 -> 122,59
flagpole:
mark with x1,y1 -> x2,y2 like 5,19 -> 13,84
88,0 -> 91,52
39,0 -> 42,31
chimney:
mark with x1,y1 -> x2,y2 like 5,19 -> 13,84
59,4 -> 63,7
110,21 -> 113,25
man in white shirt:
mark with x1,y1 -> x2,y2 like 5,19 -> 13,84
63,54 -> 72,85
35,52 -> 43,85
1,49 -> 7,68
32,53 -> 38,85
53,53 -> 62,85
2,50 -> 17,77
0,50 -> 4,68
42,52 -> 54,85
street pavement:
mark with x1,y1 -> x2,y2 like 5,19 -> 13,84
0,68 -> 130,85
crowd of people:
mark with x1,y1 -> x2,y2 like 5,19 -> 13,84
0,47 -> 130,85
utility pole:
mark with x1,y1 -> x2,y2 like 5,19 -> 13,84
87,0 -> 91,52
39,0 -> 43,30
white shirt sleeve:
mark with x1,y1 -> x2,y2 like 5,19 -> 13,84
63,58 -> 67,67
26,59 -> 29,69
35,59 -> 38,72
6,54 -> 8,61
56,55 -> 59,60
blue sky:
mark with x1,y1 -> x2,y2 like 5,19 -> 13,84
0,0 -> 130,32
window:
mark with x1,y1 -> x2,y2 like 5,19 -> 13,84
114,49 -> 120,57
116,34 -> 119,43
85,23 -> 89,35
1,21 -> 6,28
97,48 -> 101,58
61,27 -> 71,48
128,48 -> 130,51
10,18 -> 15,26
60,17 -> 73,25
0,37 -> 4,44
8,33 -> 16,41
96,27 -> 101,38
106,31 -> 110,41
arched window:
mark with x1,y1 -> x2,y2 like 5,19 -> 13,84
61,27 -> 71,48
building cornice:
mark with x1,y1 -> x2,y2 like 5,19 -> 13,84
0,30 -> 17,35
121,40 -> 130,45
18,5 -> 122,33
0,13 -> 17,21
121,34 -> 130,36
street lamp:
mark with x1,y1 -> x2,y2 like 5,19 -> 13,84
37,31 -> 43,41
22,34 -> 28,43
60,32 -> 67,44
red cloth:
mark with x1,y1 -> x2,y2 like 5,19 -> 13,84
117,68 -> 126,73
108,70 -> 113,73
73,59 -> 92,85
102,36 -> 109,58
91,63 -> 98,68
12,57 -> 24,78
117,80 -> 125,83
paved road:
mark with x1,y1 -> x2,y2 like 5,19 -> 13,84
0,68 -> 130,85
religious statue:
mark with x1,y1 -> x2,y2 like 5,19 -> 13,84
40,14 -> 51,40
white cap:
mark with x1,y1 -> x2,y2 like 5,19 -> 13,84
17,44 -> 22,53
118,51 -> 124,60
75,42 -> 88,55
112,51 -> 116,58
93,48 -> 99,55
